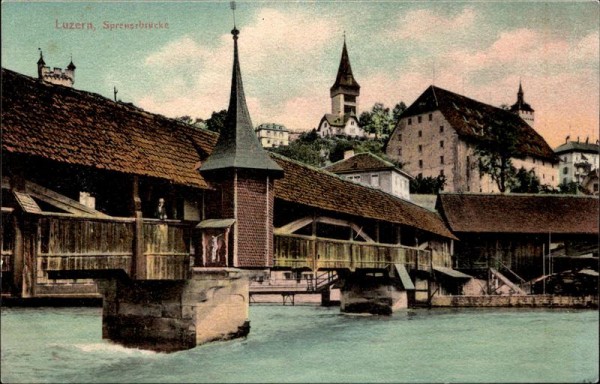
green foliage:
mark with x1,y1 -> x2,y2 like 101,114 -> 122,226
205,109 -> 228,133
359,102 -> 396,139
410,174 -> 447,194
175,115 -> 205,128
474,122 -> 520,193
559,180 -> 580,194
269,129 -> 391,168
509,167 -> 541,193
392,102 -> 407,125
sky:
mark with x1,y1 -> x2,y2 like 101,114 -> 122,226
1,1 -> 598,148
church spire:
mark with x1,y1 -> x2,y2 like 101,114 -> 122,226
329,35 -> 360,116
330,37 -> 360,97
200,24 -> 282,176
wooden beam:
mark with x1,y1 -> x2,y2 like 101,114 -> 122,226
274,216 -> 314,235
23,179 -> 110,218
316,216 -> 375,243
132,176 -> 146,280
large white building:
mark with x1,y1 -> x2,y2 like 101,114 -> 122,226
554,139 -> 600,185
255,123 -> 289,148
386,85 -> 558,193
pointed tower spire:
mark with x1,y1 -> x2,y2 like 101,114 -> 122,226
200,24 -> 282,175
329,35 -> 360,116
510,80 -> 535,127
37,48 -> 46,79
67,54 -> 76,71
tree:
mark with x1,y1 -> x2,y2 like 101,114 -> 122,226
559,180 -> 580,194
509,167 -> 541,193
410,174 -> 447,194
176,115 -> 205,128
474,122 -> 520,193
359,103 -> 395,139
392,102 -> 407,125
205,109 -> 228,133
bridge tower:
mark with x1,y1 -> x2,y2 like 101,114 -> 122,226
199,26 -> 283,269
98,24 -> 282,353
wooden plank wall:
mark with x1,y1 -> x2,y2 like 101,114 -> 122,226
143,221 -> 190,280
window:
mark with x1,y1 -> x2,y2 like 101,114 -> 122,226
351,121 -> 354,126
439,170 -> 444,176
594,183 -> 599,193
440,140 -> 444,148
563,167 -> 568,175
398,134 -> 402,142
371,174 -> 380,187
418,145 -> 422,153
408,118 -> 412,125
440,126 -> 444,133
397,148 -> 402,156
533,158 -> 536,164
419,160 -> 423,168
418,116 -> 422,123
542,161 -> 545,166
552,176 -> 554,181
428,113 -> 433,121
563,177 -> 567,184
418,173 -> 423,178
418,130 -> 422,137
440,156 -> 444,164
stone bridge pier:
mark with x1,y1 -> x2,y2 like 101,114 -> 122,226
97,268 -> 250,353
338,266 -> 415,315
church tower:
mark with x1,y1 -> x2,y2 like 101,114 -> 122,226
509,81 -> 534,128
200,25 -> 283,268
330,37 -> 360,116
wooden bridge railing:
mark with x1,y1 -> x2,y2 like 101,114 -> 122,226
274,233 -> 431,272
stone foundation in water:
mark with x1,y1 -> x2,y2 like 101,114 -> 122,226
97,268 -> 250,353
339,272 -> 408,315
431,294 -> 598,309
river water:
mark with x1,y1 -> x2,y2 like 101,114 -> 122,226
1,305 -> 598,383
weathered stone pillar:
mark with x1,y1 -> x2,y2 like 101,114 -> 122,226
339,270 -> 408,315
97,268 -> 249,353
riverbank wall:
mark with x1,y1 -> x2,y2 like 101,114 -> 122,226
431,295 -> 598,309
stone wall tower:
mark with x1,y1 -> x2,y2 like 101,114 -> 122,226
509,81 -> 534,128
200,27 -> 283,268
330,37 -> 360,116
37,50 -> 76,88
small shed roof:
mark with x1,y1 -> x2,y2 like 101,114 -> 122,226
324,152 -> 412,179
437,193 -> 599,235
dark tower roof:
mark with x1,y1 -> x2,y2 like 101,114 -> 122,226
330,39 -> 360,98
510,81 -> 534,113
200,28 -> 283,176
67,60 -> 76,71
37,50 -> 45,66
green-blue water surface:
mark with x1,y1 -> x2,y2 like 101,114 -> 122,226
1,305 -> 598,383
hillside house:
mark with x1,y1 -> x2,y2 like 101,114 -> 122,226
324,152 -> 412,200
316,38 -> 368,138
